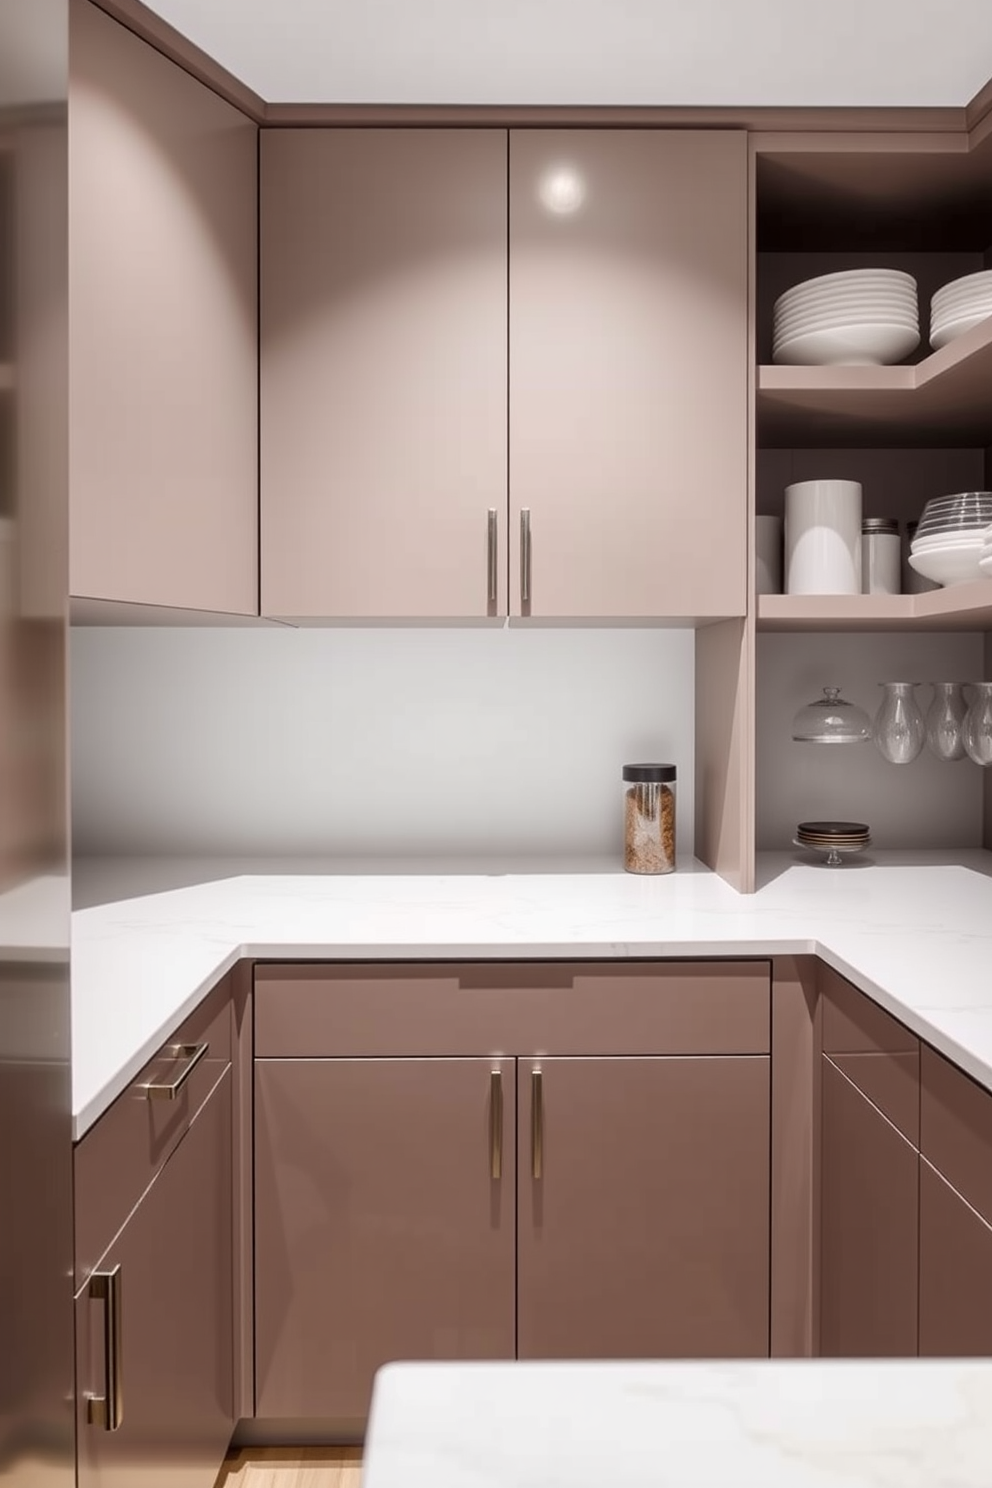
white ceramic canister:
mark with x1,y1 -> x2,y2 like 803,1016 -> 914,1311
755,514 -> 783,594
784,479 -> 862,595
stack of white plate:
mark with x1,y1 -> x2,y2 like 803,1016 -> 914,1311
930,271 -> 992,350
979,522 -> 992,579
909,492 -> 992,587
772,269 -> 919,366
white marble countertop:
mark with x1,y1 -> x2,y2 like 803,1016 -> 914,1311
361,1359 -> 992,1488
71,850 -> 992,1140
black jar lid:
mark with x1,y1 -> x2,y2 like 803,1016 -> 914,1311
623,763 -> 676,782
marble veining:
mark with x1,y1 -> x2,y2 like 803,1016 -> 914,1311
71,851 -> 992,1138
361,1360 -> 992,1488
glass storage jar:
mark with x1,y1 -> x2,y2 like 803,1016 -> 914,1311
623,763 -> 676,874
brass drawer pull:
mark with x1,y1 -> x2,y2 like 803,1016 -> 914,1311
86,1265 -> 123,1431
490,1066 -> 503,1180
531,1065 -> 543,1179
141,1042 -> 208,1101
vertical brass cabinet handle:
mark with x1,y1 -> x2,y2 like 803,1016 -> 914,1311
520,509 -> 532,605
487,508 -> 498,604
141,1042 -> 208,1101
87,1265 -> 123,1432
489,1066 -> 503,1180
531,1065 -> 543,1180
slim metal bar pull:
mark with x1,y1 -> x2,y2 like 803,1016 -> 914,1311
487,508 -> 498,604
141,1042 -> 209,1101
489,1066 -> 503,1180
87,1265 -> 123,1431
520,508 -> 532,605
531,1065 -> 543,1180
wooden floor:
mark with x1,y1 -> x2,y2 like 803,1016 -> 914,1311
215,1447 -> 363,1487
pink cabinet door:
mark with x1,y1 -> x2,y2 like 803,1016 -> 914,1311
75,1070 -> 234,1488
69,1 -> 257,614
509,130 -> 747,618
254,1058 -> 515,1428
819,1057 -> 918,1357
516,1056 -> 770,1359
261,129 -> 508,619
919,1158 -> 992,1356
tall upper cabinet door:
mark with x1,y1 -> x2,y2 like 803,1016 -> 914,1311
261,130 -> 508,620
509,130 -> 747,618
69,0 -> 258,614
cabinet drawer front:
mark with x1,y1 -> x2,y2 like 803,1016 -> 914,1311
920,1045 -> 992,1226
820,964 -> 919,1143
254,960 -> 770,1058
74,975 -> 232,1288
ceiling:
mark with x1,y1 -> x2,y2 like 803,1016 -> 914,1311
139,0 -> 992,109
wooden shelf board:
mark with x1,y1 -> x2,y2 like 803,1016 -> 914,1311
756,316 -> 992,447
757,580 -> 992,632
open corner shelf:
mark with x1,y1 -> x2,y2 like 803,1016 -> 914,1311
756,316 -> 992,447
757,580 -> 992,632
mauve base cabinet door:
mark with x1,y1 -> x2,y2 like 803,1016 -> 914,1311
75,1071 -> 234,1488
517,1056 -> 770,1359
819,1058 -> 918,1357
254,1058 -> 515,1428
919,1159 -> 992,1356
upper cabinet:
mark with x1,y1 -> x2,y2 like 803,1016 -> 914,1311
260,127 -> 748,621
508,130 -> 747,619
69,0 -> 258,614
261,129 -> 508,621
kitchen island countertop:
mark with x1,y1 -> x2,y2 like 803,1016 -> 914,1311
71,850 -> 992,1139
361,1358 -> 992,1488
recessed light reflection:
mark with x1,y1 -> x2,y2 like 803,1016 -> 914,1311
538,164 -> 586,215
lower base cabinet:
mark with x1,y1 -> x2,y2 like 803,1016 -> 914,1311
75,1068 -> 234,1488
517,1055 -> 769,1359
253,1006 -> 772,1425
253,1057 -> 516,1427
819,1057 -> 919,1357
919,1158 -> 992,1356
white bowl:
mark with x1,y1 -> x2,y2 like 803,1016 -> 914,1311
776,269 -> 916,308
930,309 -> 992,350
911,533 -> 986,552
908,543 -> 988,586
980,554 -> 992,576
775,291 -> 917,324
775,304 -> 918,336
773,322 -> 920,366
931,270 -> 992,308
931,289 -> 992,318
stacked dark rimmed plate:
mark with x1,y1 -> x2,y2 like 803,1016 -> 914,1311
794,821 -> 871,865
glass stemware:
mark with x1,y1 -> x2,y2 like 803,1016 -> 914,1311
873,682 -> 925,764
924,682 -> 968,762
962,681 -> 992,766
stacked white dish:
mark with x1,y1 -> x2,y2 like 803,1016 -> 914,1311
909,492 -> 992,587
979,523 -> 992,578
930,271 -> 992,350
772,269 -> 919,366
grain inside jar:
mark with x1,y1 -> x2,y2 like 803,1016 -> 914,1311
622,763 -> 676,875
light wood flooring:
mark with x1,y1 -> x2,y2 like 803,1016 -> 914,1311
215,1447 -> 363,1487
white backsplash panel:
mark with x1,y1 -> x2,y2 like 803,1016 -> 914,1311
71,626 -> 696,862
757,631 -> 986,852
